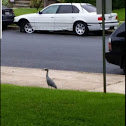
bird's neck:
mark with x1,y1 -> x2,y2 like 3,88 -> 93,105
46,71 -> 48,77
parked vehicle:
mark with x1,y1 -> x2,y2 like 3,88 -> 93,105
2,5 -> 15,29
14,3 -> 119,35
105,22 -> 125,74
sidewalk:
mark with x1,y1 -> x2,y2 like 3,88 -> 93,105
1,66 -> 125,94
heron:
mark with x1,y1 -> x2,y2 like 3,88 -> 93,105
44,68 -> 57,89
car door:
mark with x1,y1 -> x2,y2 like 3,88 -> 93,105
34,5 -> 59,30
54,5 -> 79,31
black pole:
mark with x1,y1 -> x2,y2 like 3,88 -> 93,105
0,1 -> 2,39
102,0 -> 106,93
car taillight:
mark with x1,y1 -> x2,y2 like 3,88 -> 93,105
98,17 -> 102,21
116,16 -> 118,20
108,38 -> 112,51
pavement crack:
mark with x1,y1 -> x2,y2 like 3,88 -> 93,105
107,81 -> 123,86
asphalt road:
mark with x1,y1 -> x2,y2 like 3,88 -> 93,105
1,28 -> 124,74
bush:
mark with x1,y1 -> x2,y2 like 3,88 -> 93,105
2,0 -> 8,6
2,0 -> 13,7
30,0 -> 43,9
112,0 -> 125,9
63,0 -> 125,9
64,0 -> 96,5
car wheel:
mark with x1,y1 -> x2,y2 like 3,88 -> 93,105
2,25 -> 7,30
95,30 -> 102,36
20,21 -> 34,33
74,22 -> 88,36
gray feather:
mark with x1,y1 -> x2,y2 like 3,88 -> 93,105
44,68 -> 57,89
47,76 -> 57,89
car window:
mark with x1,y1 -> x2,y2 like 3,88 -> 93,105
42,5 -> 59,14
117,31 -> 125,37
81,5 -> 96,13
112,22 -> 125,37
72,5 -> 79,13
57,5 -> 73,13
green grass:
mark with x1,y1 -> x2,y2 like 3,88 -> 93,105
1,84 -> 125,126
113,8 -> 125,21
13,8 -> 41,16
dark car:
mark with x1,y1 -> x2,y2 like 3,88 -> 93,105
2,5 -> 15,29
105,22 -> 125,74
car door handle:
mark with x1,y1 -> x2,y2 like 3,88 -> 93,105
51,17 -> 54,18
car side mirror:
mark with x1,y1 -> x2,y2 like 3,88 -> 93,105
38,11 -> 42,14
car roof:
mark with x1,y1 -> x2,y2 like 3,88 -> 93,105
49,3 -> 91,6
2,5 -> 10,9
2,5 -> 7,9
111,22 -> 125,37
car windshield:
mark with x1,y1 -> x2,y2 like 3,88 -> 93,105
112,22 -> 125,37
81,5 -> 96,13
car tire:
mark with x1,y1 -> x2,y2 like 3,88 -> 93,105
74,22 -> 88,36
2,25 -> 7,30
20,21 -> 34,33
95,30 -> 102,36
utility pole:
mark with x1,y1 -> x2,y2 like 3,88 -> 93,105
96,0 -> 112,93
0,0 -> 2,40
102,0 -> 106,93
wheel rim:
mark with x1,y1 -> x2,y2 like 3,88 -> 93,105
75,23 -> 85,35
24,23 -> 34,33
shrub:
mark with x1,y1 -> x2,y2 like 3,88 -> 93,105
30,0 -> 43,9
63,0 -> 125,9
2,0 -> 8,6
112,0 -> 125,9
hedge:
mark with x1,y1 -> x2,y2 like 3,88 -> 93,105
2,0 -> 8,6
63,0 -> 125,9
112,0 -> 125,9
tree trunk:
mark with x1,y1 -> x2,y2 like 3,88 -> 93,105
44,0 -> 48,7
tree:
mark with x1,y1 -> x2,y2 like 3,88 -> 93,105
44,0 -> 48,7
31,0 -> 43,10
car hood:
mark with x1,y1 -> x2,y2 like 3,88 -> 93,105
14,13 -> 38,21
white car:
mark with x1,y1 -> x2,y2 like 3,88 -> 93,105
14,3 -> 119,36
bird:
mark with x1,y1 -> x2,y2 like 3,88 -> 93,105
44,68 -> 57,89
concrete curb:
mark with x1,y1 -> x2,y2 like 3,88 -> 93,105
1,66 -> 125,94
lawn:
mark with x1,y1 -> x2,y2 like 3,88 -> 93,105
1,84 -> 125,126
113,8 -> 125,21
13,8 -> 41,16
13,8 -> 125,21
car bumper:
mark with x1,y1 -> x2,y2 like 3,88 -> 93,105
105,52 -> 121,67
88,22 -> 119,31
2,16 -> 15,25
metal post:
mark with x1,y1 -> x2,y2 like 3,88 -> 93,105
102,0 -> 106,93
0,0 -> 2,39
